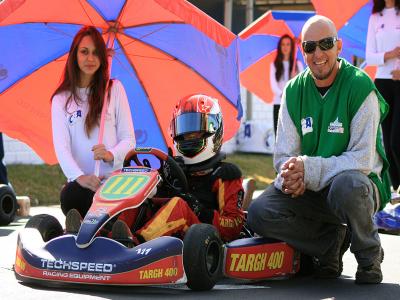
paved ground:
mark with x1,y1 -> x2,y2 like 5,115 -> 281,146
1,205 -> 399,300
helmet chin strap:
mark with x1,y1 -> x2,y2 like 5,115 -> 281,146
185,151 -> 226,176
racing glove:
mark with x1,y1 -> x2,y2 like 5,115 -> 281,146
180,193 -> 214,224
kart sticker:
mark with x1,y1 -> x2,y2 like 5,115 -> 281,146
100,174 -> 150,200
224,241 -> 297,280
136,248 -> 152,255
122,167 -> 151,173
135,147 -> 152,152
83,218 -> 99,225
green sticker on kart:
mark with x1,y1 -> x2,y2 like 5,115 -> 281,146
100,174 -> 150,200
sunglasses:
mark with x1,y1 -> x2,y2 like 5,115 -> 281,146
302,37 -> 338,54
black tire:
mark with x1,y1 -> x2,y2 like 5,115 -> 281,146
25,214 -> 63,242
183,224 -> 223,291
296,253 -> 315,277
0,184 -> 17,226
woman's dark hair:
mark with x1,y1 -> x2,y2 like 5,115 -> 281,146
51,26 -> 112,136
372,0 -> 400,14
274,34 -> 296,81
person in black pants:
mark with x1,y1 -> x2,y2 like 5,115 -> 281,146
366,0 -> 400,190
0,133 -> 8,185
51,26 -> 134,218
374,80 -> 400,190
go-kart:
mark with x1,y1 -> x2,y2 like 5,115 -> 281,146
14,148 -> 299,291
0,184 -> 18,226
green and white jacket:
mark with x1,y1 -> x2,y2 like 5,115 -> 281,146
274,58 -> 391,210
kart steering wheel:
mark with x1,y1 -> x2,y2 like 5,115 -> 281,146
123,147 -> 189,193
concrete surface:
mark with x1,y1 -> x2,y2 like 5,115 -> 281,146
0,205 -> 399,300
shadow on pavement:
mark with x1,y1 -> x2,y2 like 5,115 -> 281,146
15,274 -> 400,300
0,216 -> 30,236
0,228 -> 14,237
19,281 -> 191,298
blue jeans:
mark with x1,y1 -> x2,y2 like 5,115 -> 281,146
247,170 -> 381,267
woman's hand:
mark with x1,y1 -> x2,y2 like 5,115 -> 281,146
385,46 -> 400,61
391,69 -> 400,80
76,175 -> 102,192
92,144 -> 114,163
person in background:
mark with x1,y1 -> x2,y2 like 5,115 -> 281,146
270,34 -> 304,135
51,26 -> 135,224
248,15 -> 390,284
366,0 -> 400,192
0,133 -> 8,185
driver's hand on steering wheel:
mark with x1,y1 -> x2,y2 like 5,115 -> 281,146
173,156 -> 186,172
76,174 -> 104,192
181,193 -> 204,216
92,144 -> 114,163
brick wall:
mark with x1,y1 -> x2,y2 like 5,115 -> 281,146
2,134 -> 43,165
232,87 -> 275,154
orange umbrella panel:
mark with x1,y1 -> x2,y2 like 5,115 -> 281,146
238,10 -> 315,103
312,0 -> 373,60
0,0 -> 242,164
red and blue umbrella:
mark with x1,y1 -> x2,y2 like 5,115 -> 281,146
238,10 -> 314,104
0,0 -> 242,164
312,0 -> 372,60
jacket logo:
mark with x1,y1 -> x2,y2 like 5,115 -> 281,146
68,110 -> 82,124
301,117 -> 313,135
327,118 -> 344,134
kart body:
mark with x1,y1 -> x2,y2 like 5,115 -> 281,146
14,148 -> 299,289
224,237 -> 299,280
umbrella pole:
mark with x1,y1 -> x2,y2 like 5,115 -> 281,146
94,32 -> 116,177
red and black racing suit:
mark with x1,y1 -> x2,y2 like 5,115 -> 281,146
118,161 -> 245,242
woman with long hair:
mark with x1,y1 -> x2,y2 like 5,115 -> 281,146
51,26 -> 135,219
270,34 -> 304,135
366,0 -> 400,191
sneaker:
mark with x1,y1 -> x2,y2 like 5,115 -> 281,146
65,208 -> 82,234
111,220 -> 139,247
314,226 -> 351,279
355,248 -> 384,284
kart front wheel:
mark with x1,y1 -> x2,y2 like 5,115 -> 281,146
183,223 -> 222,291
0,184 -> 17,226
25,214 -> 63,242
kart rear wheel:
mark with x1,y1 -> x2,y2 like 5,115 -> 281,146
0,184 -> 17,226
25,214 -> 63,242
183,223 -> 222,291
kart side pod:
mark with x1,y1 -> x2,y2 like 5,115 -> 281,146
223,237 -> 299,280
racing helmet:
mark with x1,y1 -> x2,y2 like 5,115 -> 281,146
170,94 -> 223,165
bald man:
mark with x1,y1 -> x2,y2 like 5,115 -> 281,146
247,16 -> 390,284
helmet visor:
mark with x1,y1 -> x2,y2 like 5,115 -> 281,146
172,112 -> 220,139
176,138 -> 206,158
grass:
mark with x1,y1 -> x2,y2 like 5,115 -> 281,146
7,152 -> 275,206
225,152 -> 275,189
8,164 -> 66,206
